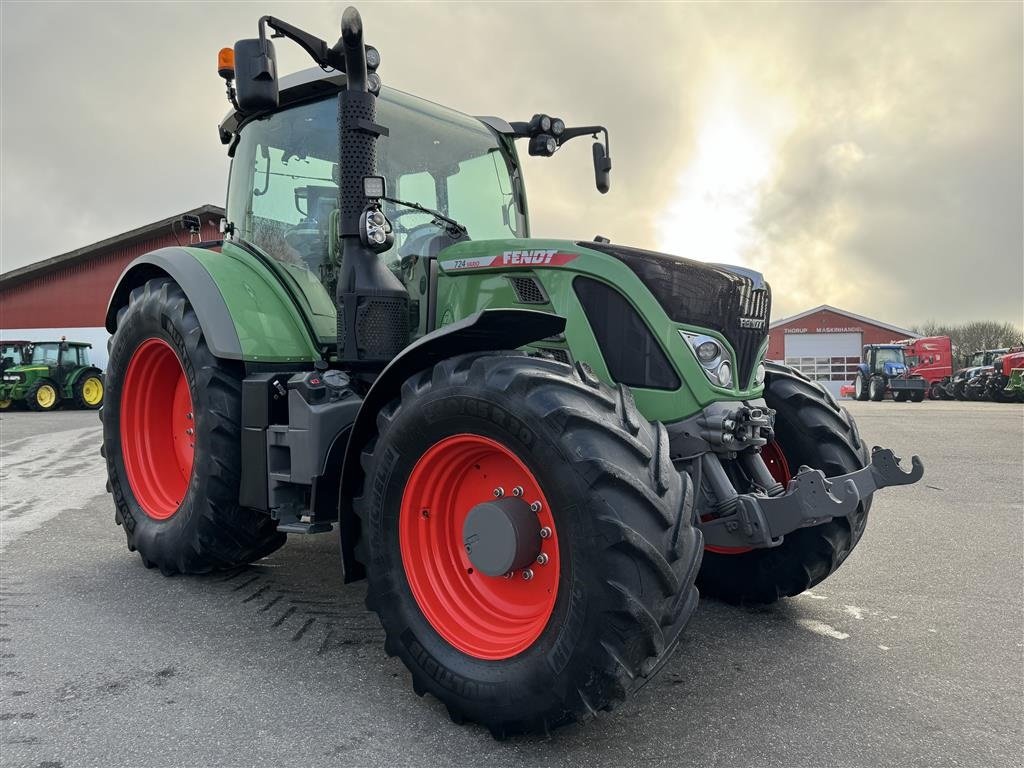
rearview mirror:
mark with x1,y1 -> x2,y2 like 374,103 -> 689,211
592,142 -> 611,194
233,38 -> 279,112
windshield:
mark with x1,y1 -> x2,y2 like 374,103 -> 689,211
226,88 -> 524,282
872,347 -> 905,368
1,345 -> 24,365
969,352 -> 987,366
30,343 -> 60,365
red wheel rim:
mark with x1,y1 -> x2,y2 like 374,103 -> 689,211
120,338 -> 195,520
399,434 -> 559,660
704,440 -> 792,555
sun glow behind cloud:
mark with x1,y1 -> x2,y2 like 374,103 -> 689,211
657,75 -> 792,267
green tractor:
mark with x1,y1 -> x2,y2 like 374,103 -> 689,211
101,8 -> 923,736
1,339 -> 104,411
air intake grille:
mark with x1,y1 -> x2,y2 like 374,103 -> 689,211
508,276 -> 548,304
580,242 -> 771,387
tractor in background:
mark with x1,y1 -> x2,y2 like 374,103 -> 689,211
99,7 -> 923,736
853,344 -> 927,402
896,336 -> 952,400
979,349 -> 1024,402
0,340 -> 104,411
946,348 -> 1009,400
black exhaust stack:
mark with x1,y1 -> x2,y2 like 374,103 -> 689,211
334,7 -> 408,367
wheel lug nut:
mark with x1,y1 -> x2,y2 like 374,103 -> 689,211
186,412 -> 193,420
185,428 -> 194,436
522,569 -> 534,581
512,486 -> 524,497
530,501 -> 542,513
536,553 -> 549,565
539,526 -> 552,539
493,487 -> 504,498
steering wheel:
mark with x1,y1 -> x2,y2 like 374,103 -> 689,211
283,223 -> 326,267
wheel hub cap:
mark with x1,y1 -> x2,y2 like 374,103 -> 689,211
462,498 -> 541,577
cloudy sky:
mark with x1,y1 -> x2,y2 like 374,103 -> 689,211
2,1 -> 1021,327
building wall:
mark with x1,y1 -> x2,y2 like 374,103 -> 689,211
768,308 -> 914,397
0,220 -> 220,370
767,308 -> 903,360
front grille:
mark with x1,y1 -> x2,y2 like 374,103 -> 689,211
581,242 -> 771,387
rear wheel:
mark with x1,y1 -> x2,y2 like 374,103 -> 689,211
102,277 -> 285,575
928,381 -> 943,400
893,391 -> 907,402
869,375 -> 886,401
952,380 -> 966,400
854,375 -> 869,401
355,353 -> 702,736
909,389 -> 925,403
697,363 -> 871,604
26,379 -> 59,411
74,373 -> 104,409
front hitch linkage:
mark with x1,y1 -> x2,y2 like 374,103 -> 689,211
700,447 -> 924,549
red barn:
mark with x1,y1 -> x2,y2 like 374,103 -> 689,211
768,304 -> 920,396
0,205 -> 222,369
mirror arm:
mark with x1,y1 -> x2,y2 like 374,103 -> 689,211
259,16 -> 346,71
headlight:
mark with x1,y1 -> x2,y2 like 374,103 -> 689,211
681,331 -> 735,388
754,362 -> 766,386
717,360 -> 733,388
696,340 -> 721,364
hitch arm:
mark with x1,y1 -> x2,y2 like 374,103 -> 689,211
700,447 -> 924,549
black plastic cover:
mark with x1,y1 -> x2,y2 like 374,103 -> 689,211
573,276 -> 680,391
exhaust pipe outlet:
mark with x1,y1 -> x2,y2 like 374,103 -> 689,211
334,6 -> 408,367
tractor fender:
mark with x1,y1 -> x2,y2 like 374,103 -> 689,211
66,366 -> 104,389
105,248 -> 244,360
337,308 -> 567,582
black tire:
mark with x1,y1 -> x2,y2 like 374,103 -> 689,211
101,277 -> 285,575
26,379 -> 60,411
928,381 -> 943,400
909,390 -> 925,403
952,380 -> 966,400
869,375 -> 886,401
893,391 -> 907,403
355,353 -> 702,736
697,362 -> 871,604
73,372 -> 104,410
854,374 -> 869,401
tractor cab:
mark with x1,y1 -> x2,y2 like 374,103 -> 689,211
864,344 -> 908,377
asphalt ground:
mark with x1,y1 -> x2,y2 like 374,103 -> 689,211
0,400 -> 1021,768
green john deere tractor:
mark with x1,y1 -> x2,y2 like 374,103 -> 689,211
101,8 -> 923,736
1,339 -> 104,411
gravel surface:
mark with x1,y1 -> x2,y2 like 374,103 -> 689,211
1,400 -> 1021,767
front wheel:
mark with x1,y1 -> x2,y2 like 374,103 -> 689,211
355,353 -> 702,736
102,277 -> 285,575
26,379 -> 59,411
697,363 -> 871,604
928,381 -> 943,400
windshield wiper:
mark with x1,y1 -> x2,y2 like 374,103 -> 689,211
383,196 -> 467,237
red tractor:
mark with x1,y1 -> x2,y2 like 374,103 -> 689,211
897,336 -> 953,400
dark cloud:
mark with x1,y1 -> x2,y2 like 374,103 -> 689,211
1,1 -> 1020,327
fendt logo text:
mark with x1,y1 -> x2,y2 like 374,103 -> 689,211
738,317 -> 766,329
502,250 -> 560,265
